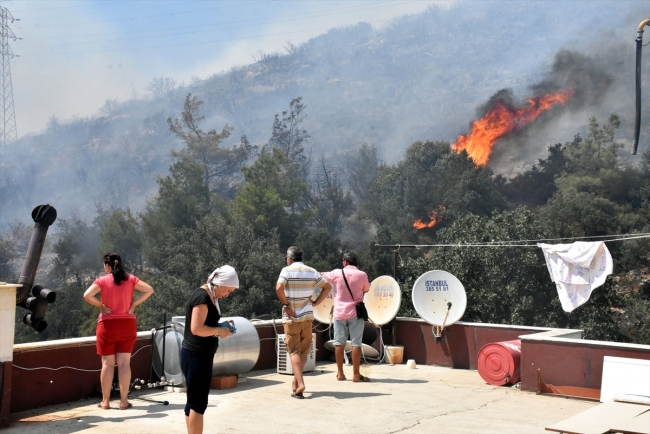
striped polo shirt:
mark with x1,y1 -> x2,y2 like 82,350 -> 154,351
277,261 -> 329,322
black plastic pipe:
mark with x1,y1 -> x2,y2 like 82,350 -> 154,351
633,18 -> 650,155
161,312 -> 167,381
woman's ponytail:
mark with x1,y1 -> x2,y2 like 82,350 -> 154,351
103,252 -> 128,285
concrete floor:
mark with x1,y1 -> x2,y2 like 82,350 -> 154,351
6,362 -> 596,434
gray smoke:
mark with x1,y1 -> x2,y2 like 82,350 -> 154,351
532,50 -> 613,110
477,50 -> 613,125
476,88 -> 518,118
488,34 -> 647,173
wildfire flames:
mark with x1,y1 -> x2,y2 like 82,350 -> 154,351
451,88 -> 574,166
414,206 -> 446,230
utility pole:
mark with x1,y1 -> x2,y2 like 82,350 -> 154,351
0,6 -> 18,155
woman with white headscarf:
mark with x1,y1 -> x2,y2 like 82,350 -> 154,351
181,265 -> 239,434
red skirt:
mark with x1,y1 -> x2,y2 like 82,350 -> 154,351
96,318 -> 137,356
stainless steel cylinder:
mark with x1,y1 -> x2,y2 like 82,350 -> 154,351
211,316 -> 261,376
153,316 -> 260,385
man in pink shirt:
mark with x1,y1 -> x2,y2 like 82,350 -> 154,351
321,251 -> 371,382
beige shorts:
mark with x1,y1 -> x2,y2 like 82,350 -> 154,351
283,320 -> 312,356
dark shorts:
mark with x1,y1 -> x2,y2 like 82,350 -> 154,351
181,347 -> 215,416
96,318 -> 137,356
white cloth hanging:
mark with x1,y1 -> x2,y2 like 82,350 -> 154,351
538,241 -> 613,312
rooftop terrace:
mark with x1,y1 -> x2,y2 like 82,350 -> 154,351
5,362 -> 595,434
2,318 -> 649,433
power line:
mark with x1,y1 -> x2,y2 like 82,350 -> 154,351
18,0 -> 415,42
16,0 -> 426,56
18,20 -> 390,56
19,0 -> 415,29
11,1 -> 237,20
11,0 -> 434,15
19,0 -> 413,49
8,1 -> 139,13
375,233 -> 650,249
19,1 -> 269,28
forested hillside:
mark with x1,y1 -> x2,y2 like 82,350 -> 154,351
0,1 -> 646,222
1,1 -> 649,344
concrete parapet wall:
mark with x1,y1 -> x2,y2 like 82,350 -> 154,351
391,318 -> 567,370
11,332 -> 151,413
519,333 -> 650,391
9,318 -> 650,414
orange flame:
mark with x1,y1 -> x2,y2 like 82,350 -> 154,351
451,89 -> 574,166
414,206 -> 446,230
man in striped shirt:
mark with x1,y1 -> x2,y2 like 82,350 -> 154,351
276,246 -> 331,399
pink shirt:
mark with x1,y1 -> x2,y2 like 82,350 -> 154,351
321,266 -> 370,320
93,274 -> 139,322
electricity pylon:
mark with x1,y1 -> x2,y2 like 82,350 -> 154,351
0,6 -> 18,153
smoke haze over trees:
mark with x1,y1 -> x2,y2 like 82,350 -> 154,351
0,1 -> 649,344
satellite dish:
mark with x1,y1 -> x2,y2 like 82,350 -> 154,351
312,287 -> 334,324
365,276 -> 401,326
324,340 -> 380,359
411,270 -> 467,330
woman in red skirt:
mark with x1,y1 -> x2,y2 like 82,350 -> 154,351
84,252 -> 155,410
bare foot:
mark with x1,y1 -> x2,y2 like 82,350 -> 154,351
295,383 -> 306,395
292,378 -> 298,393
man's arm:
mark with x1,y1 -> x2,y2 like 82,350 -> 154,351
362,274 -> 371,294
276,281 -> 295,317
312,282 -> 332,306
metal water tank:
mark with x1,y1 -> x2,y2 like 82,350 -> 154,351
152,316 -> 260,385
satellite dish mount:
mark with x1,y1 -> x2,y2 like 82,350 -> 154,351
432,301 -> 453,338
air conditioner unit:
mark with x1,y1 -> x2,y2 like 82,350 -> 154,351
277,333 -> 316,374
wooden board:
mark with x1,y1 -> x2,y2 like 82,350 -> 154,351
610,410 -> 650,434
546,400 -> 649,434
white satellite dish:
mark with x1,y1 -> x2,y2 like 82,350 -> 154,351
411,270 -> 467,334
324,340 -> 380,359
312,287 -> 334,324
365,276 -> 401,326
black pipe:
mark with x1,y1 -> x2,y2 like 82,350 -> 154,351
16,205 -> 57,303
148,329 -> 155,384
129,379 -> 169,405
634,32 -> 644,154
633,19 -> 650,155
132,396 -> 169,406
161,312 -> 167,381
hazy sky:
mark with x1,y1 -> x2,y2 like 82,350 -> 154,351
4,0 -> 450,137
